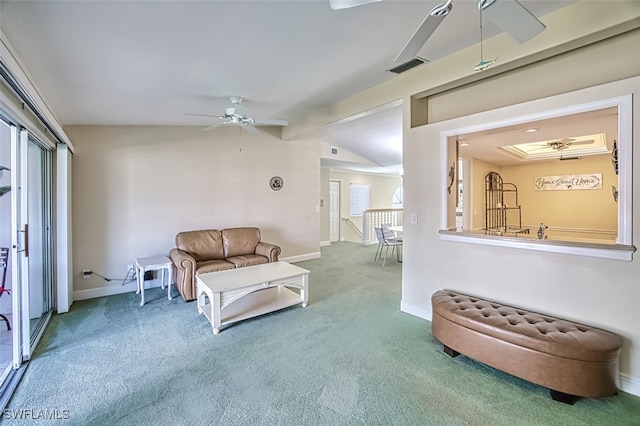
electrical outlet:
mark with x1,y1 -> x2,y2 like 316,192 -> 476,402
82,270 -> 92,279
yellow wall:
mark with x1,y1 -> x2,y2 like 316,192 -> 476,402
468,154 -> 618,234
501,154 -> 618,232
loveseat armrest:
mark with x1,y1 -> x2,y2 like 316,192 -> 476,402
169,248 -> 197,300
255,241 -> 281,262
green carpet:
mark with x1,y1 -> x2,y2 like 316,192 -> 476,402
4,242 -> 640,425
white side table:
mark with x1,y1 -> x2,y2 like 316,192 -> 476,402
135,255 -> 173,307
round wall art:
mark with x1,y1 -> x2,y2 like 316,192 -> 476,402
270,176 -> 283,191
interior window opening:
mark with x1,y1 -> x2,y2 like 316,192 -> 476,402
440,94 -> 634,261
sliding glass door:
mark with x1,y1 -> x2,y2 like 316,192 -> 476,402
0,120 -> 13,383
25,134 -> 53,345
0,118 -> 53,404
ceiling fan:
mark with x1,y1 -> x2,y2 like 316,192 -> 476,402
330,0 -> 546,64
185,96 -> 288,135
535,138 -> 595,151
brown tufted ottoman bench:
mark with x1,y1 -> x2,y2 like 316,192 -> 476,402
431,289 -> 623,404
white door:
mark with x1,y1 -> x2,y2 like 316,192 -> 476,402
329,180 -> 340,242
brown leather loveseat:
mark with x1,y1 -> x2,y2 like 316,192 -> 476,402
169,227 -> 281,301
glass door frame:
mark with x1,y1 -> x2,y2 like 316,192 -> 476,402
8,127 -> 53,366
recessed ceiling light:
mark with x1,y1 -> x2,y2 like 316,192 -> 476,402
524,128 -> 539,133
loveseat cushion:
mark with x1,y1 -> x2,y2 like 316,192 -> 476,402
176,229 -> 224,262
225,254 -> 269,268
222,227 -> 261,258
196,259 -> 235,274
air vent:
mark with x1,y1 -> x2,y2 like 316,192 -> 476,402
559,156 -> 581,161
388,58 -> 426,74
331,147 -> 339,155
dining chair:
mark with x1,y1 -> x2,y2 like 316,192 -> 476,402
374,227 -> 402,267
381,223 -> 402,243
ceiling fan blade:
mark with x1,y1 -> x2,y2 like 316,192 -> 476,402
395,1 -> 452,64
567,140 -> 595,146
202,122 -> 225,132
329,0 -> 382,10
252,118 -> 289,127
184,112 -> 226,119
242,125 -> 262,135
481,0 -> 546,43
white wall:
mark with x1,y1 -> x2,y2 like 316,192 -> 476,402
65,125 -> 321,299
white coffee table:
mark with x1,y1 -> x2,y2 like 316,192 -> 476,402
196,261 -> 309,334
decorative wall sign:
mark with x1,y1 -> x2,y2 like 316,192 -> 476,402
534,174 -> 602,191
269,176 -> 283,191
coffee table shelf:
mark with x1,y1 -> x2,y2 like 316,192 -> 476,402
199,286 -> 302,330
196,261 -> 309,334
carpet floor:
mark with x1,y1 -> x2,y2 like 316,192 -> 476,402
3,242 -> 640,425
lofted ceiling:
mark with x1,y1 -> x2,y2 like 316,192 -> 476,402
0,0 -> 575,173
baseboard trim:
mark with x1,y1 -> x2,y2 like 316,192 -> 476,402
400,300 -> 432,321
619,372 -> 640,397
281,252 -> 321,263
73,280 -> 153,301
320,241 -> 331,247
74,252 -> 323,302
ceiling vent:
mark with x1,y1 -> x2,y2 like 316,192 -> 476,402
559,156 -> 581,161
331,147 -> 339,155
388,58 -> 426,74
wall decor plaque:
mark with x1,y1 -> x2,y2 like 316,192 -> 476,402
534,174 -> 602,191
270,176 -> 283,191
